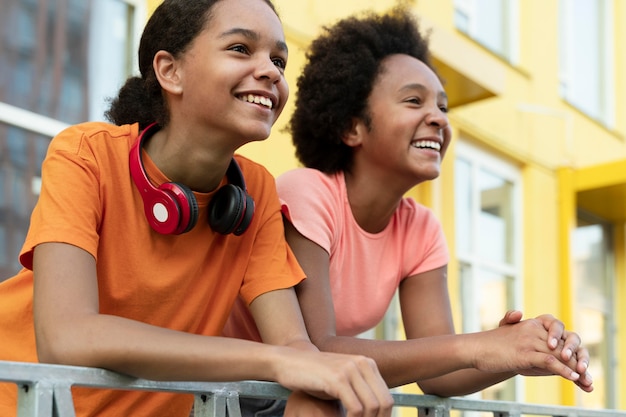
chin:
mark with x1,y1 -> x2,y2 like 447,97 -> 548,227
416,170 -> 441,182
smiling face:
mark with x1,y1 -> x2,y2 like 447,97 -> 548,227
347,54 -> 451,188
171,0 -> 289,147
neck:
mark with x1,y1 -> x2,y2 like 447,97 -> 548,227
344,171 -> 405,234
144,124 -> 234,193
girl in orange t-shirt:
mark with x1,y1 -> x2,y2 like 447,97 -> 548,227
0,1 -> 393,416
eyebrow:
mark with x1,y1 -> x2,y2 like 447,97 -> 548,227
400,83 -> 448,102
219,28 -> 288,53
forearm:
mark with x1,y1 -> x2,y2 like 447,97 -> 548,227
36,312 -> 292,383
315,333 -> 516,395
415,368 -> 514,396
315,333 -> 489,389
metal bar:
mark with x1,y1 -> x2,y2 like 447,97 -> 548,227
1,361 -> 625,417
16,381 -> 54,417
52,385 -> 76,417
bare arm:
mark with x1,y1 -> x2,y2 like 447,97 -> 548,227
286,221 -> 591,395
398,268 -> 512,395
33,242 -> 393,416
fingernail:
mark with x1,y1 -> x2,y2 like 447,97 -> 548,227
571,371 -> 580,380
586,372 -> 593,382
550,338 -> 558,348
565,349 -> 573,359
582,361 -> 589,371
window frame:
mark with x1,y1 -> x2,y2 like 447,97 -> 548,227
454,140 -> 525,405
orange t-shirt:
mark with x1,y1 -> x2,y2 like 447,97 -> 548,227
0,122 -> 304,417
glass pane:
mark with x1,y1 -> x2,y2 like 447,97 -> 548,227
0,123 -> 50,281
455,158 -> 472,255
454,10 -> 470,33
473,0 -> 507,55
477,268 -> 514,330
560,0 -> 603,118
0,0 -> 133,124
573,222 -> 611,408
478,168 -> 514,263
89,0 -> 134,121
574,224 -> 608,298
578,308 -> 607,408
478,268 -> 516,402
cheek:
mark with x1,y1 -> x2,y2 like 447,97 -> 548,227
274,81 -> 289,117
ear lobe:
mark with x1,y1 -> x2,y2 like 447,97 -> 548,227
341,117 -> 364,147
153,50 -> 183,95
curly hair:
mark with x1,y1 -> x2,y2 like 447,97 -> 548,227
106,0 -> 277,130
287,7 -> 434,173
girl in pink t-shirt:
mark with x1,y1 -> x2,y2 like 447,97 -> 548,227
280,5 -> 593,399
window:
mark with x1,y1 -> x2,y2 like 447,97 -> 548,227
0,0 -> 144,281
454,0 -> 519,64
454,141 -> 523,409
559,0 -> 615,127
573,213 -> 617,409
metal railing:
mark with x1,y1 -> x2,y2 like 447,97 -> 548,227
1,360 -> 624,417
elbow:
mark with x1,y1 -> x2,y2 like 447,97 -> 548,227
417,380 -> 467,398
418,381 -> 443,396
35,330 -> 69,365
35,324 -> 88,366
417,380 -> 462,397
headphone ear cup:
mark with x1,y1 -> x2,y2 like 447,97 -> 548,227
233,193 -> 254,236
147,182 -> 198,235
208,184 -> 247,235
140,184 -> 185,235
130,123 -> 199,235
165,182 -> 199,234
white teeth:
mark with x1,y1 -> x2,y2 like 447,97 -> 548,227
241,94 -> 273,109
411,140 -> 441,151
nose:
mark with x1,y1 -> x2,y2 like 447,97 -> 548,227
425,105 -> 449,130
255,56 -> 282,83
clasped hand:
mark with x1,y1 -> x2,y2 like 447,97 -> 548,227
476,310 -> 593,392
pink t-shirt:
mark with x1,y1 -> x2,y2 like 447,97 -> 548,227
277,168 -> 449,336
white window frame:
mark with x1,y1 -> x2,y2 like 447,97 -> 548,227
454,140 -> 524,406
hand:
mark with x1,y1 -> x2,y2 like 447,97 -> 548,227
471,318 -> 593,392
276,350 -> 393,417
497,310 -> 593,392
533,314 -> 593,391
285,391 -> 342,417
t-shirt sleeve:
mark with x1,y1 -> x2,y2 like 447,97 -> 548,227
235,158 -> 306,306
275,168 -> 337,254
19,125 -> 104,270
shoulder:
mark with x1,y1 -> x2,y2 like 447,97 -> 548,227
48,122 -> 138,157
233,153 -> 272,178
396,198 -> 442,230
231,154 -> 281,207
276,168 -> 338,194
232,154 -> 276,191
276,169 -> 343,226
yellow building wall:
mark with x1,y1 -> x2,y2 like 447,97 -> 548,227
145,0 -> 626,410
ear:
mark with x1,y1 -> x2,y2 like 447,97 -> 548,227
153,50 -> 183,95
341,117 -> 365,148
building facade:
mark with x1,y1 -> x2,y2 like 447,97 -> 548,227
1,0 -> 624,412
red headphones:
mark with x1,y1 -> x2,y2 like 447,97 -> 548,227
129,123 -> 254,235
